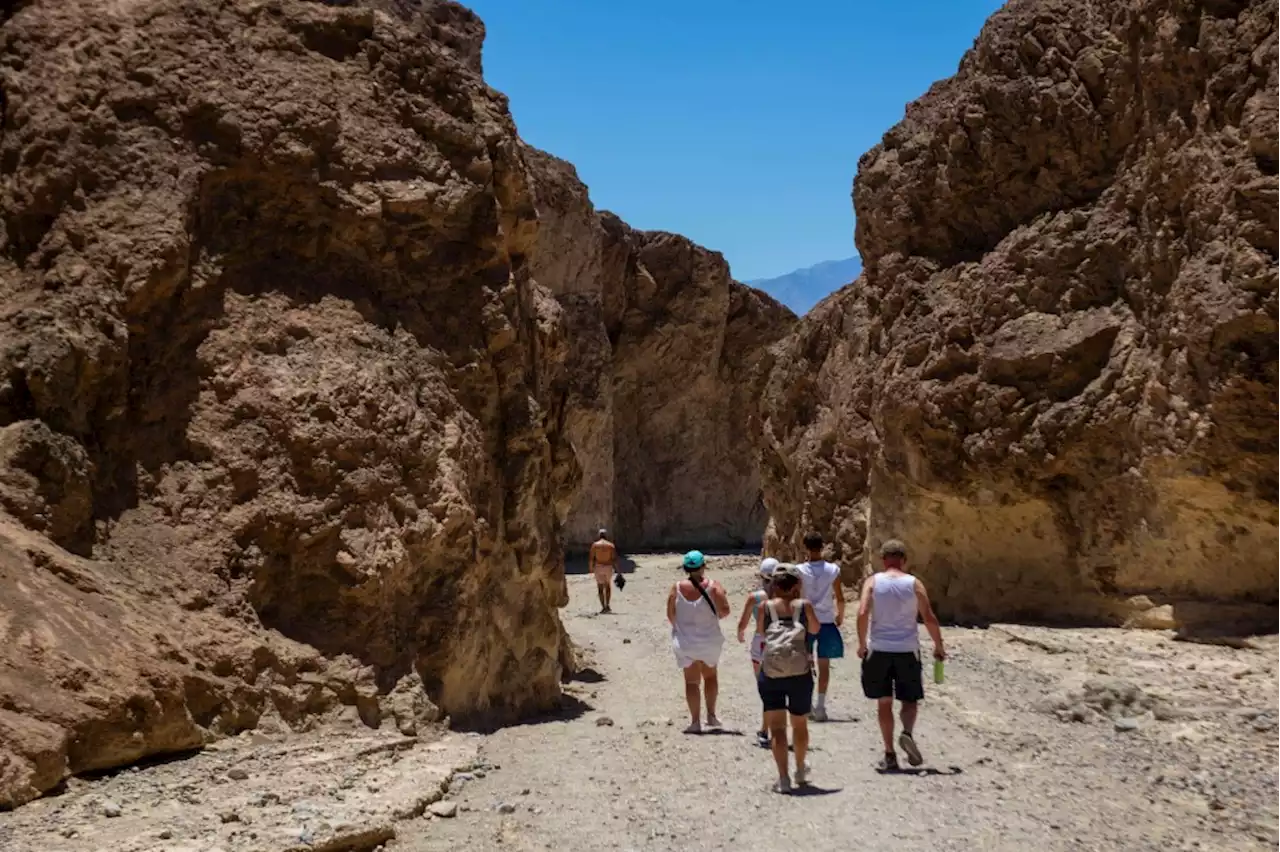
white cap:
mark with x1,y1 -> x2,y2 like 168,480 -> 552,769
759,557 -> 780,577
598,528 -> 607,536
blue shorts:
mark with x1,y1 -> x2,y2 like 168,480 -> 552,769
805,622 -> 845,659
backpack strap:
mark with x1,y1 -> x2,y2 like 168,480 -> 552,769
692,578 -> 717,613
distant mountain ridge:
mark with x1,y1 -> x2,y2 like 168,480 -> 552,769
746,256 -> 862,315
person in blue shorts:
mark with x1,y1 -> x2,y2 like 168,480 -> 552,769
797,531 -> 846,721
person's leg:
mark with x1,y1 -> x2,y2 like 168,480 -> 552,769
790,674 -> 814,784
704,665 -> 720,725
814,658 -> 831,718
683,663 -> 702,730
603,576 -> 612,610
877,698 -> 896,751
900,700 -> 918,734
791,713 -> 810,781
896,653 -> 926,765
596,581 -> 607,611
814,623 -> 844,717
766,709 -> 789,782
862,651 -> 898,768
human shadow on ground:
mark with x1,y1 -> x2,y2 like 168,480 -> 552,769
564,555 -> 639,576
790,785 -> 842,797
682,728 -> 746,737
875,765 -> 964,777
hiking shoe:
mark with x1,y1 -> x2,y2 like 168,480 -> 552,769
772,776 -> 793,794
877,752 -> 900,772
810,706 -> 828,722
683,721 -> 702,734
706,715 -> 722,729
755,731 -> 770,749
794,760 -> 812,787
898,732 -> 923,767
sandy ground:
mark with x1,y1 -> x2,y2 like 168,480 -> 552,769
3,553 -> 1275,852
395,554 -> 1278,852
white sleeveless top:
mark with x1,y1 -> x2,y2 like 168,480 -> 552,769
672,585 -> 723,650
868,572 -> 920,652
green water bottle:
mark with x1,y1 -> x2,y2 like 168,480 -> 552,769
933,658 -> 945,685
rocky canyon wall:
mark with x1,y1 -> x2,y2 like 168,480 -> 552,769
760,0 -> 1278,631
524,148 -> 795,553
0,0 -> 581,807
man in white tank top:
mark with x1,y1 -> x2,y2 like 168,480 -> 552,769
855,539 -> 946,771
796,531 -> 846,721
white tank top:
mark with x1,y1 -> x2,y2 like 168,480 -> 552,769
868,573 -> 920,652
673,585 -> 723,646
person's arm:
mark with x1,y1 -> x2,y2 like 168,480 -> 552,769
588,545 -> 596,574
799,598 -> 820,634
666,584 -> 677,626
737,593 -> 757,642
833,565 -> 847,627
710,580 -> 732,619
755,598 -> 767,636
855,577 -> 874,658
915,579 -> 946,660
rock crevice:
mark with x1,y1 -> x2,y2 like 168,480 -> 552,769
523,147 -> 794,553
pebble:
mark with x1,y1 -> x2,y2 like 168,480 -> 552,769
428,801 -> 458,818
497,802 -> 517,814
158,829 -> 173,840
220,810 -> 241,823
227,767 -> 250,781
101,799 -> 123,818
1114,717 -> 1142,732
596,716 -> 615,727
453,772 -> 476,783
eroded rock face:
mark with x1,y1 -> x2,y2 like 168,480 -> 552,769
0,0 -> 579,807
760,0 -> 1278,628
524,149 -> 794,552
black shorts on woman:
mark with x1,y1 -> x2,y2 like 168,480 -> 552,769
756,597 -> 815,716
758,670 -> 814,715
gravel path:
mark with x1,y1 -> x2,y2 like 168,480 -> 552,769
4,554 -> 1272,852
395,554 -> 1277,852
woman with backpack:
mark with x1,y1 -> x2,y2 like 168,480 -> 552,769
667,550 -> 731,733
755,563 -> 820,793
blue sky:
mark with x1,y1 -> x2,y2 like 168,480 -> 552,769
467,1 -> 1005,281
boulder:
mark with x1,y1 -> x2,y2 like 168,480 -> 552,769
759,0 -> 1277,626
0,0 -> 577,806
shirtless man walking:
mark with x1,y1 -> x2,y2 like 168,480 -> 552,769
588,529 -> 618,614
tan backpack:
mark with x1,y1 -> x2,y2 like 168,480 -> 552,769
760,600 -> 810,678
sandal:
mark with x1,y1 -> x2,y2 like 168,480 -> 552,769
877,752 -> 900,772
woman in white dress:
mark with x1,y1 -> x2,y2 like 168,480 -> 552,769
667,550 -> 731,733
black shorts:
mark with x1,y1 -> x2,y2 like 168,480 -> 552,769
758,673 -> 814,716
861,650 -> 925,702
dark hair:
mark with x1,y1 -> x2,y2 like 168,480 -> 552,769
773,573 -> 799,592
802,531 -> 823,551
